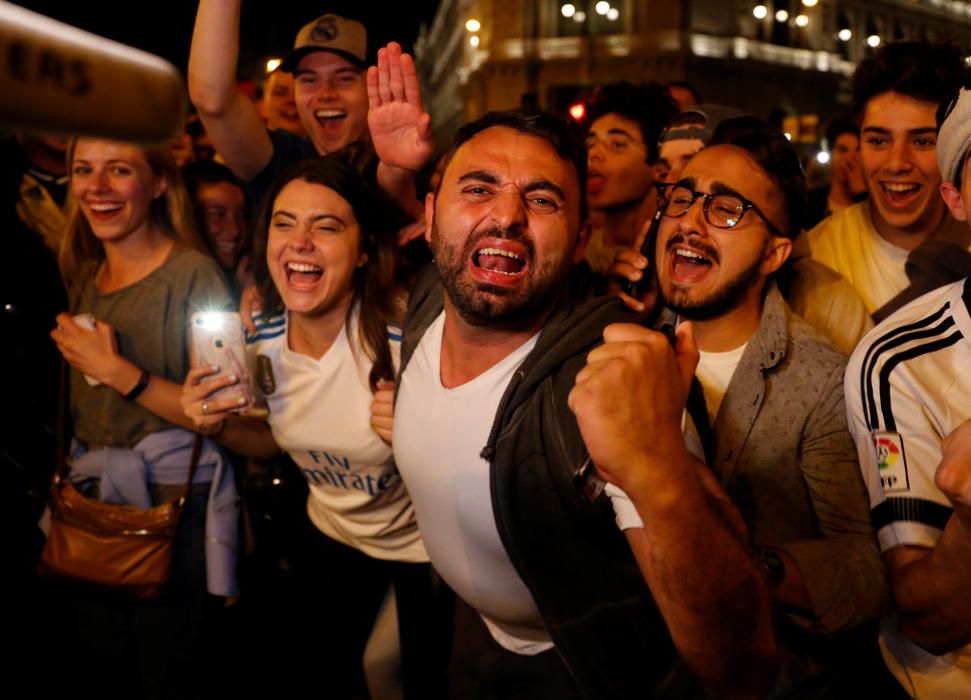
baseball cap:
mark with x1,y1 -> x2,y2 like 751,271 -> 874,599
659,104 -> 746,146
937,87 -> 971,183
280,14 -> 367,73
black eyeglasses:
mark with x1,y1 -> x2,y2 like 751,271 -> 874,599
663,185 -> 787,238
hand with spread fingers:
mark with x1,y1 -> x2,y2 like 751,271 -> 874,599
568,321 -> 698,496
370,380 -> 395,446
366,41 -> 434,174
181,364 -> 246,436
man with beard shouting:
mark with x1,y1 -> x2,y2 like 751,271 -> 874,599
599,115 -> 891,695
392,109 -> 776,699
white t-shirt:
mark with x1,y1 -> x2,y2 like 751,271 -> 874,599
845,278 -> 971,697
394,312 -> 552,655
696,343 -> 748,426
248,309 -> 427,563
803,202 -> 910,314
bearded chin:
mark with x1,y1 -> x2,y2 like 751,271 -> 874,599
430,221 -> 570,329
660,251 -> 766,322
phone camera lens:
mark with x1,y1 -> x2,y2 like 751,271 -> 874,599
214,338 -> 224,349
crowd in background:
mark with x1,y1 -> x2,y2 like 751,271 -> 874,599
5,2 -> 971,699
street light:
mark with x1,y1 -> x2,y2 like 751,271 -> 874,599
607,7 -> 619,20
775,9 -> 789,22
867,34 -> 881,47
595,1 -> 610,15
561,3 -> 576,18
265,58 -> 281,73
574,10 -> 587,22
753,4 -> 768,19
838,28 -> 852,41
802,0 -> 818,6
465,19 -> 481,32
795,14 -> 809,27
470,35 -> 480,47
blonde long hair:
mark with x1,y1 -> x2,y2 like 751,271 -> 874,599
59,138 -> 205,290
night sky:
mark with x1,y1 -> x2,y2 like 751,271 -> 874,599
16,1 -> 442,79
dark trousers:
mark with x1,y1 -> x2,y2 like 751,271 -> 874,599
448,598 -> 581,700
64,489 -> 213,700
242,513 -> 452,699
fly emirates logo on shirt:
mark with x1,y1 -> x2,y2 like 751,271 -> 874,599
299,449 -> 399,497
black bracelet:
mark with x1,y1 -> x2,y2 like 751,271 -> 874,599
123,367 -> 151,401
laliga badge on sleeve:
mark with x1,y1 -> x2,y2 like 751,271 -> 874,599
871,431 -> 909,493
256,354 -> 275,395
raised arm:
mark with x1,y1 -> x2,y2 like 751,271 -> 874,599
188,0 -> 273,180
568,322 -> 776,698
367,42 -> 433,221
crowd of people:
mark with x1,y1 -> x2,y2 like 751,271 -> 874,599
6,3 -> 971,699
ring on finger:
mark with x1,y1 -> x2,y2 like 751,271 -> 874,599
202,402 -> 209,415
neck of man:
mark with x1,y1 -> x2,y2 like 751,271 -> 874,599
438,296 -> 550,388
287,295 -> 353,360
869,197 -> 946,252
599,195 -> 656,248
688,282 -> 766,353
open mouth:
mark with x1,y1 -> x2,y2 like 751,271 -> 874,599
670,245 -> 714,283
315,109 -> 347,130
879,182 -> 921,207
87,202 -> 123,218
473,247 -> 525,276
587,170 -> 605,194
286,261 -> 323,286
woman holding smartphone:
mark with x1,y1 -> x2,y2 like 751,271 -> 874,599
51,137 -> 238,698
181,150 -> 447,699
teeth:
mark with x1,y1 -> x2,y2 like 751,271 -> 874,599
477,248 -> 522,260
883,183 -> 918,193
287,262 -> 322,273
89,202 -> 122,212
676,249 -> 708,261
217,241 -> 237,252
315,110 -> 346,119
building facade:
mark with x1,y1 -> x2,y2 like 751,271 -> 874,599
415,0 -> 971,146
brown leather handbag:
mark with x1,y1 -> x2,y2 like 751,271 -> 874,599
37,362 -> 203,599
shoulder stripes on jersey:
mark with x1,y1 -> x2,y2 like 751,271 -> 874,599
858,302 -> 960,431
872,497 -> 953,532
248,313 -> 286,344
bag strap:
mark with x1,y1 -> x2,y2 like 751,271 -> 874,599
53,359 -> 69,485
177,434 -> 204,506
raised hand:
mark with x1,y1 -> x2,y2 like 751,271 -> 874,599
366,42 -> 434,173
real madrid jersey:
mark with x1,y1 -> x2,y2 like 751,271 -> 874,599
247,308 -> 427,563
845,277 -> 971,696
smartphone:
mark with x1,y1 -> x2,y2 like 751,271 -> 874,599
73,313 -> 101,386
622,205 -> 664,300
190,311 -> 254,413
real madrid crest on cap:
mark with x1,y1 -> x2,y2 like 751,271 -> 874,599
280,13 -> 368,72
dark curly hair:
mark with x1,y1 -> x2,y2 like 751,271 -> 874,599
586,81 -> 679,164
252,143 -> 408,389
708,116 -> 807,237
851,40 -> 968,117
442,108 -> 589,222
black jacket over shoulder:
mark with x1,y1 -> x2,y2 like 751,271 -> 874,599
399,265 -> 684,699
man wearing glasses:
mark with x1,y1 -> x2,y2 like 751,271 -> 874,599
578,116 -> 891,695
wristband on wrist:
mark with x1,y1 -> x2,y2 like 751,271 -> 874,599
123,367 -> 151,401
